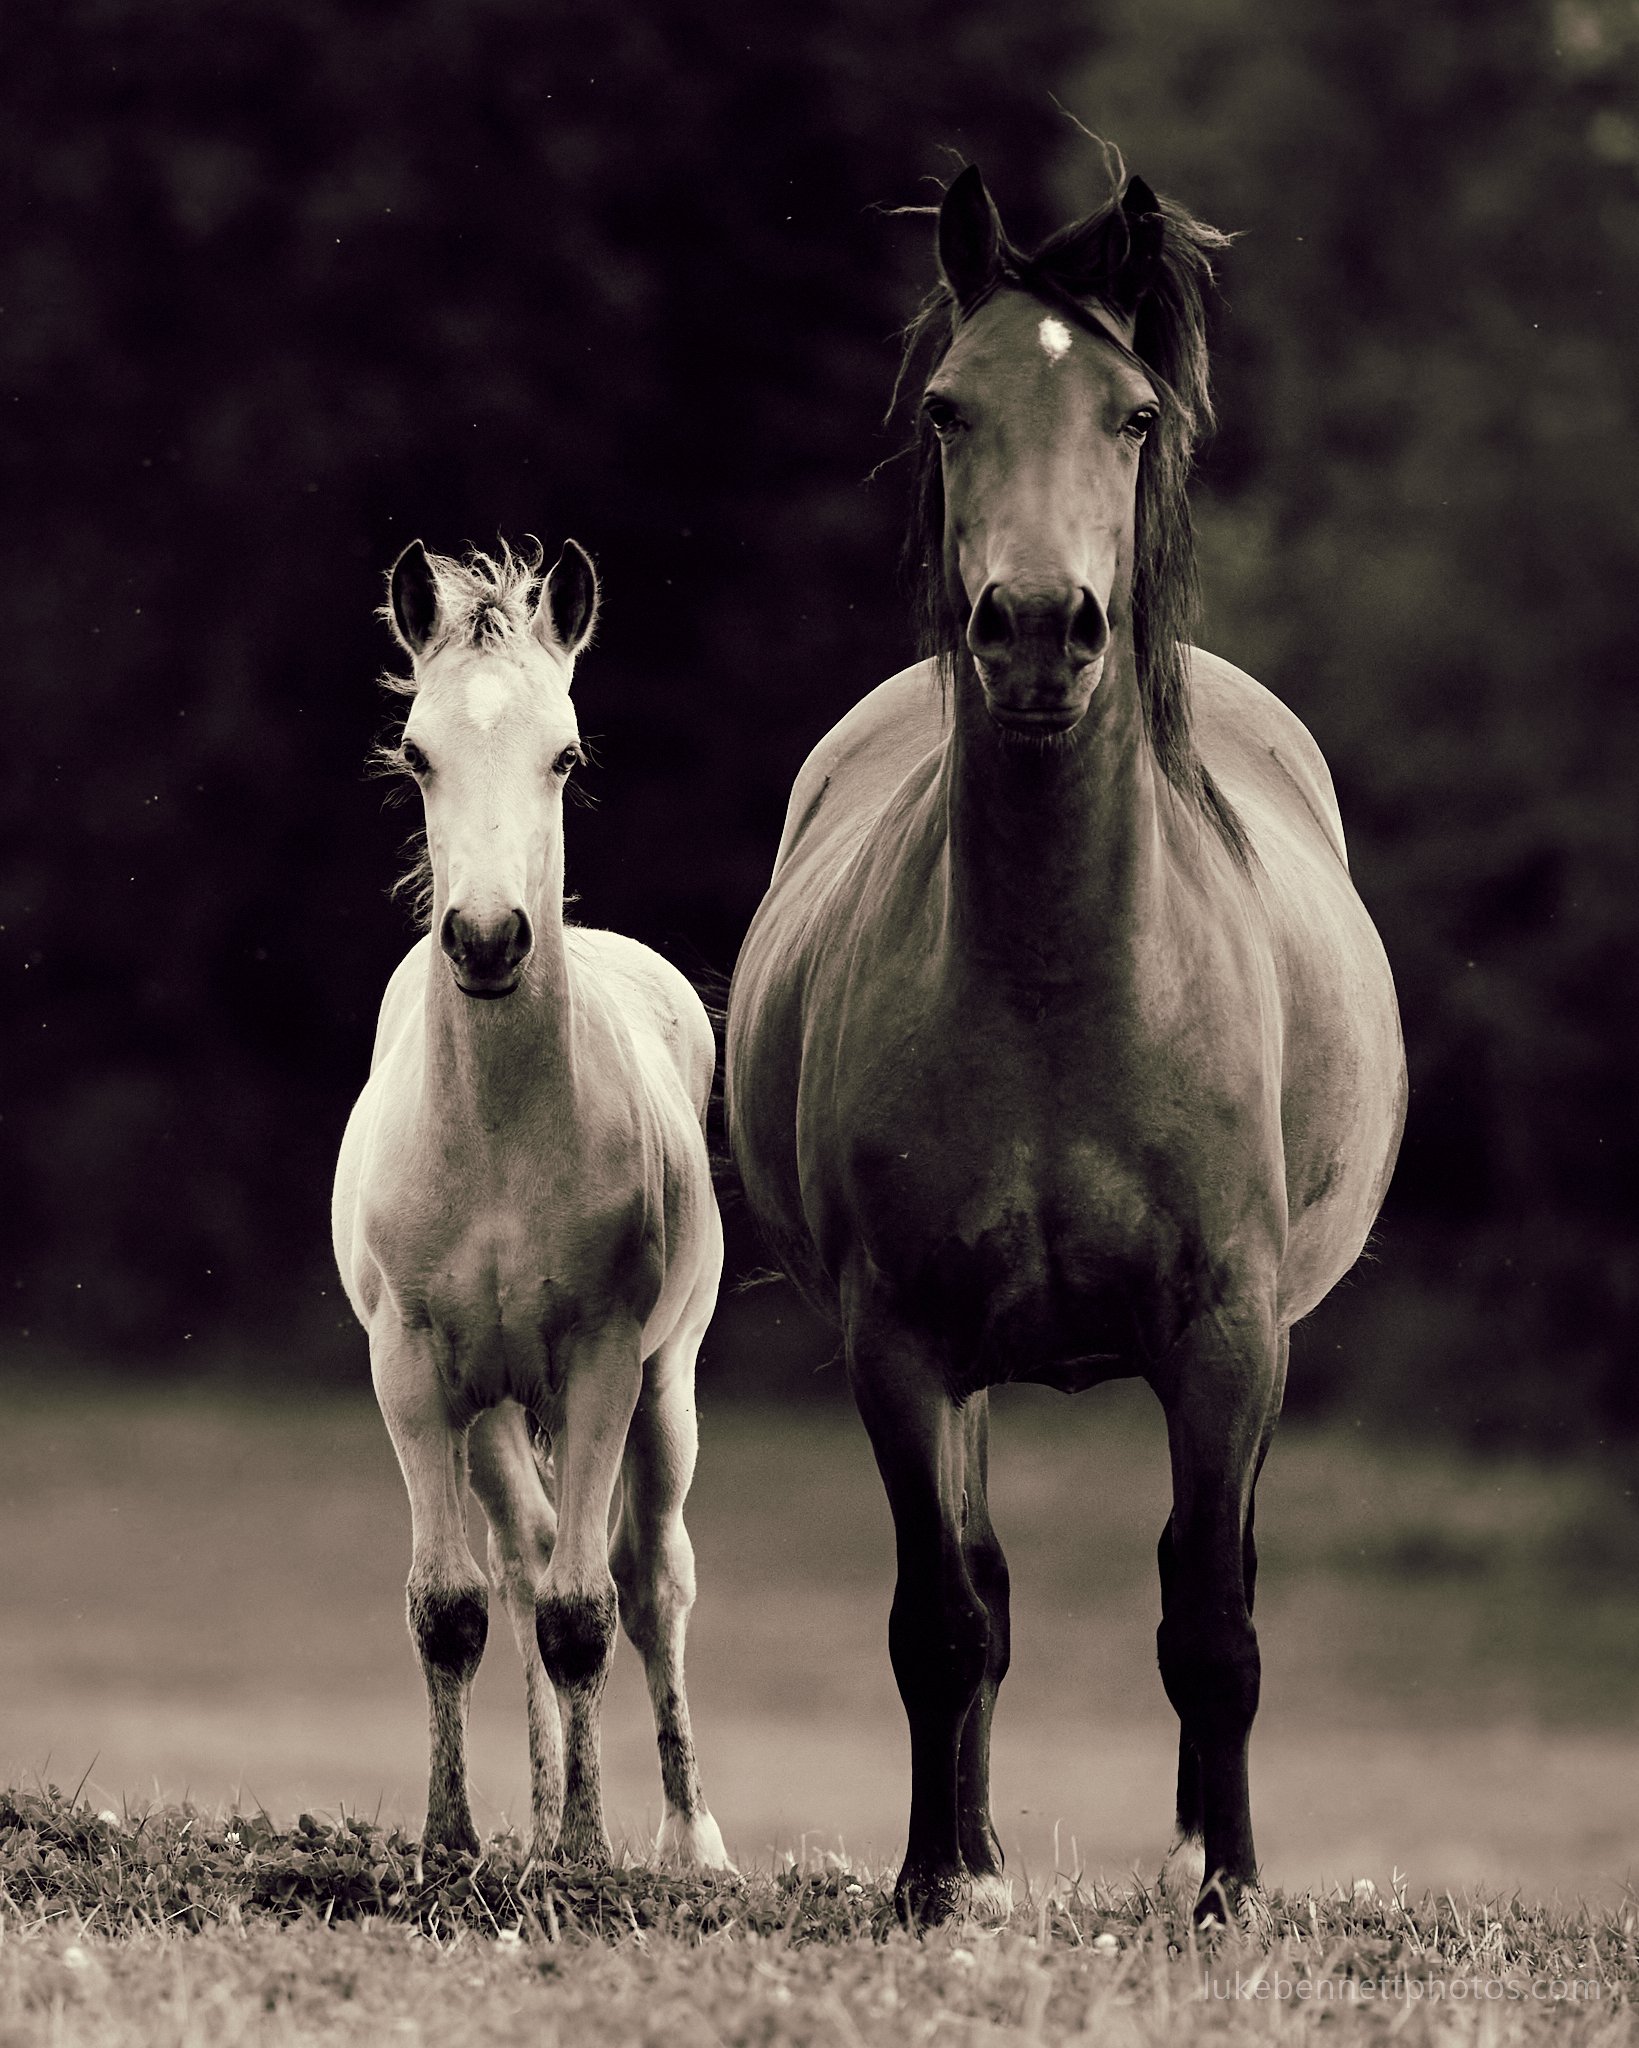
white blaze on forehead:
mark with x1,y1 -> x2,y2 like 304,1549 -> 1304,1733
464,667 -> 516,731
1038,315 -> 1073,362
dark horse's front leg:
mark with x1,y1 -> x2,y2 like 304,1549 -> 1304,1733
1154,1309 -> 1286,1922
846,1295 -> 1010,1927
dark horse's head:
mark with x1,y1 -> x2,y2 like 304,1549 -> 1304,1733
904,164 -> 1244,851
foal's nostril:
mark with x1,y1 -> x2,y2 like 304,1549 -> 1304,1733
500,908 -> 532,969
441,906 -> 532,988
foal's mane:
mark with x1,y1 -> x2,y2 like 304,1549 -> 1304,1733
897,175 -> 1249,862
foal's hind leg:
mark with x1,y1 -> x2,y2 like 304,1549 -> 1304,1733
371,1326 -> 489,1857
467,1402 -> 563,1862
1155,1310 -> 1285,1921
610,1325 -> 732,1871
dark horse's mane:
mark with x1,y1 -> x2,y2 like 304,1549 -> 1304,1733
897,177 -> 1249,862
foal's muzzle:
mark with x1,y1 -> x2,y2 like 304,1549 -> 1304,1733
440,906 -> 533,998
967,580 -> 1111,732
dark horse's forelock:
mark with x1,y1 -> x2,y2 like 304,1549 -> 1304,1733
897,181 -> 1249,862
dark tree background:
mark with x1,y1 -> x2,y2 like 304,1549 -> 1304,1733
3,0 -> 1634,1439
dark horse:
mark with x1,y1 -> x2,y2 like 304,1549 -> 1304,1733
726,166 -> 1405,1925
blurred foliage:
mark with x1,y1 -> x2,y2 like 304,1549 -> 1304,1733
1,0 -> 1634,1436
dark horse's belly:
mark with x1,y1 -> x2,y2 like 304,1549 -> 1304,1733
881,1195 -> 1224,1399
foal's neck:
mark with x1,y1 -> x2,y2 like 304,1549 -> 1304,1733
423,888 -> 576,1134
943,643 -> 1167,980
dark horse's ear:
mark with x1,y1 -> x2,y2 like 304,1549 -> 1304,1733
1114,174 -> 1165,312
537,539 -> 600,661
389,540 -> 441,655
938,164 -> 1004,311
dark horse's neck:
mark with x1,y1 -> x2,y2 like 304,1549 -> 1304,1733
941,641 -> 1167,985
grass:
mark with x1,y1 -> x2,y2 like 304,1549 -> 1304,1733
0,1785 -> 1633,2045
4,1376 -> 1639,2037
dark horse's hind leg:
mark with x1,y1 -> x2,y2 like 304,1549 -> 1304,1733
1154,1312 -> 1285,1922
847,1301 -> 1004,1927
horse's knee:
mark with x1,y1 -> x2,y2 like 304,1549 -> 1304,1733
409,1578 -> 488,1684
537,1585 -> 618,1690
890,1563 -> 990,1713
1157,1609 -> 1260,1736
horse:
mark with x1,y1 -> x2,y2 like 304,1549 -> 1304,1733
332,539 -> 731,1875
726,165 -> 1405,1926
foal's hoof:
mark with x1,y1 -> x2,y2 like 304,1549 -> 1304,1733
556,1823 -> 613,1867
656,1809 -> 736,1874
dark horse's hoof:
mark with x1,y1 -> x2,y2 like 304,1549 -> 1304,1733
1194,1871 -> 1258,1928
897,1867 -> 999,1925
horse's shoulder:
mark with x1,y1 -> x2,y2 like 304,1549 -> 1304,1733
771,659 -> 945,873
369,935 -> 434,1075
1188,647 -> 1349,866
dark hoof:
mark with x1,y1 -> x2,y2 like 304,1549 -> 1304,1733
1194,1871 -> 1256,1927
556,1826 -> 613,1868
894,1864 -> 969,1931
419,1818 -> 477,1867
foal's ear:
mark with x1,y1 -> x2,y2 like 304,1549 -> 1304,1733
388,540 -> 441,655
1115,174 -> 1165,310
536,539 -> 600,660
938,164 -> 1004,310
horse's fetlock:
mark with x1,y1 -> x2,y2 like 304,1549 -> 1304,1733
409,1579 -> 489,1681
537,1585 -> 617,1689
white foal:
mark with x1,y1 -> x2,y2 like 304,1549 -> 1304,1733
332,538 -> 730,1873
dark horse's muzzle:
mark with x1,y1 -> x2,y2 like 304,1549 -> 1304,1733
967,579 -> 1111,732
441,906 -> 533,997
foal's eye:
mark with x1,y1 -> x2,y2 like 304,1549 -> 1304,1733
1123,406 -> 1160,444
922,395 -> 962,439
401,738 -> 430,776
553,745 -> 583,777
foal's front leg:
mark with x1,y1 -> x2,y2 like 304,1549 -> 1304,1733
371,1324 -> 489,1856
535,1323 -> 643,1864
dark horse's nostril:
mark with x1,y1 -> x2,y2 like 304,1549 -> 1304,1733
967,583 -> 1013,657
1069,588 -> 1111,662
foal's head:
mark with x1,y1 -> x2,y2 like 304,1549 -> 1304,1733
385,539 -> 599,999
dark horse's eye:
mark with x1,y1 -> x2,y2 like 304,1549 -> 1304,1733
553,745 -> 583,777
401,738 -> 430,775
1124,406 -> 1160,444
922,394 -> 962,438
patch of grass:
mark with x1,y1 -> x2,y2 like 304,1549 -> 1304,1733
1,1787 -> 1635,2044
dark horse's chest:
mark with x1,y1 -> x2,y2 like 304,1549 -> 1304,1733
831,1032 -> 1237,1396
